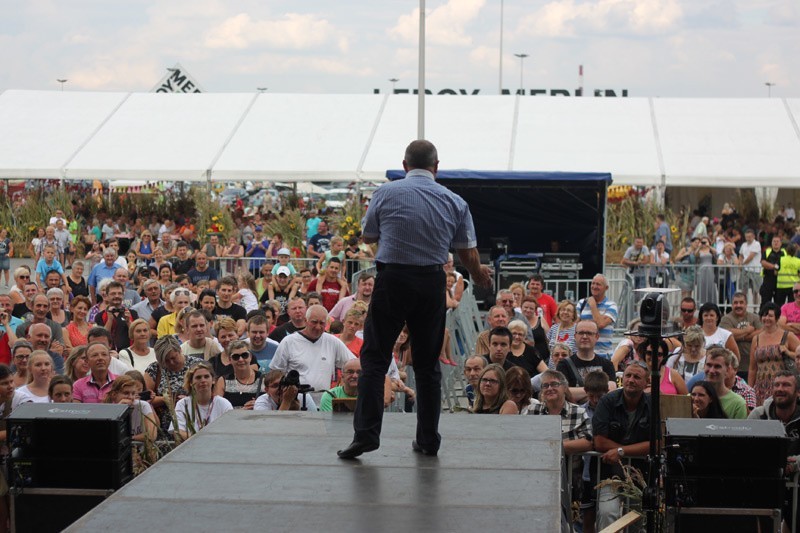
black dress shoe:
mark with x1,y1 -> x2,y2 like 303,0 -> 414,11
411,440 -> 438,456
337,441 -> 379,459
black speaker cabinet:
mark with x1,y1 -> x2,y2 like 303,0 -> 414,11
7,403 -> 132,489
665,418 -> 788,478
12,490 -> 109,533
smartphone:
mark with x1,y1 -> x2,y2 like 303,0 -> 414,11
139,390 -> 153,401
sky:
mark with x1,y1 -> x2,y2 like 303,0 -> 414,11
0,0 -> 797,97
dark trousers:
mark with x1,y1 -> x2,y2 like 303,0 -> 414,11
353,267 -> 446,451
760,279 -> 778,304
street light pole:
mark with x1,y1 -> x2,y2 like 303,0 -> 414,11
389,78 -> 399,93
499,0 -> 504,94
418,0 -> 425,139
56,79 -> 67,91
514,53 -> 528,94
765,82 -> 775,98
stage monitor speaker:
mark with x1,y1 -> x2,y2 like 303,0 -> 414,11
7,403 -> 132,489
12,491 -> 107,533
665,418 -> 787,478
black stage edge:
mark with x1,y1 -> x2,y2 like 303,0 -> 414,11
66,412 -> 563,532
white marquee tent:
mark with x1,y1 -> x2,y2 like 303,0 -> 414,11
1,89 -> 799,187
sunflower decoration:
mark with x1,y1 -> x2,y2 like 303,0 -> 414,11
333,198 -> 365,240
207,212 -> 225,234
337,214 -> 362,240
607,185 -> 635,203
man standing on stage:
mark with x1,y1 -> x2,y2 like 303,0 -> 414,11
338,140 -> 492,459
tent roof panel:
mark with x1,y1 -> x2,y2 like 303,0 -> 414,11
363,96 -> 517,174
0,90 -> 128,178
654,98 -> 800,181
65,92 -> 255,180
212,94 -> 385,181
513,97 -> 663,184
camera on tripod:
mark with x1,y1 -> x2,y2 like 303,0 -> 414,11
634,288 -> 679,339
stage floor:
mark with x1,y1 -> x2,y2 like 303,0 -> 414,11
67,411 -> 563,532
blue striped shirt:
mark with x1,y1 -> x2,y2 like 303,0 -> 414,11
363,169 -> 477,265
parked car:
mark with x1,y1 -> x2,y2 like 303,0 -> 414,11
323,188 -> 352,209
220,187 -> 249,206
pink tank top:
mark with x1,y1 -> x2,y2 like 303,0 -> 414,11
660,368 -> 678,395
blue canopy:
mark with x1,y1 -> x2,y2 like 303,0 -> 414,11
386,170 -> 612,182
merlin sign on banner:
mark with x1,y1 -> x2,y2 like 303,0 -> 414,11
152,64 -> 205,93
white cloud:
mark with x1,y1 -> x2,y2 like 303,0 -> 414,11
390,0 -> 486,46
517,0 -> 683,38
204,12 -> 346,51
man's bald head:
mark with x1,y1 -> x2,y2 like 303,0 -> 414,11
403,140 -> 439,172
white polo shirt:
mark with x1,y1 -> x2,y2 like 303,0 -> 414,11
269,332 -> 355,391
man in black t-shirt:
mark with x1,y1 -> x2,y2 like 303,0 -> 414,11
482,327 -> 515,370
94,281 -> 138,351
269,296 -> 307,342
187,251 -> 219,289
213,276 -> 247,336
556,320 -> 616,404
172,241 -> 195,276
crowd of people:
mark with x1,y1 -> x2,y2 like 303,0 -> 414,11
2,196 -> 800,531
623,206 -> 800,314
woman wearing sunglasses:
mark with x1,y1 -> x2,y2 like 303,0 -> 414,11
214,340 -> 262,410
505,366 -> 533,415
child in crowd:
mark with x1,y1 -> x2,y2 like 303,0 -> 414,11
35,244 -> 68,289
270,248 -> 297,277
316,236 -> 345,272
48,375 -> 74,403
234,272 -> 259,312
580,371 -> 610,533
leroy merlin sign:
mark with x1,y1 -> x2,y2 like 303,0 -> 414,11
152,63 -> 204,93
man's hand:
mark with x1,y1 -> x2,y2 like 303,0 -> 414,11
50,340 -> 66,356
601,448 -> 622,464
281,385 -> 297,404
471,265 -> 493,289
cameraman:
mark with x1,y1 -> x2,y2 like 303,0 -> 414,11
95,281 -> 138,351
253,369 -> 318,411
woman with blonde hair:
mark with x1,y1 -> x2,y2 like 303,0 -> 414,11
472,364 -> 518,415
119,318 -> 157,372
171,362 -> 232,440
64,346 -> 89,382
16,350 -> 54,403
546,300 -> 578,355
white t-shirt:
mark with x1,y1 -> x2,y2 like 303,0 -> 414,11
15,385 -> 49,403
739,240 -> 762,272
129,399 -> 155,436
170,395 -> 233,435
238,289 -> 259,313
109,356 -> 133,375
253,393 -> 318,411
118,347 -> 157,373
666,353 -> 707,382
269,332 -> 355,391
704,327 -> 732,349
